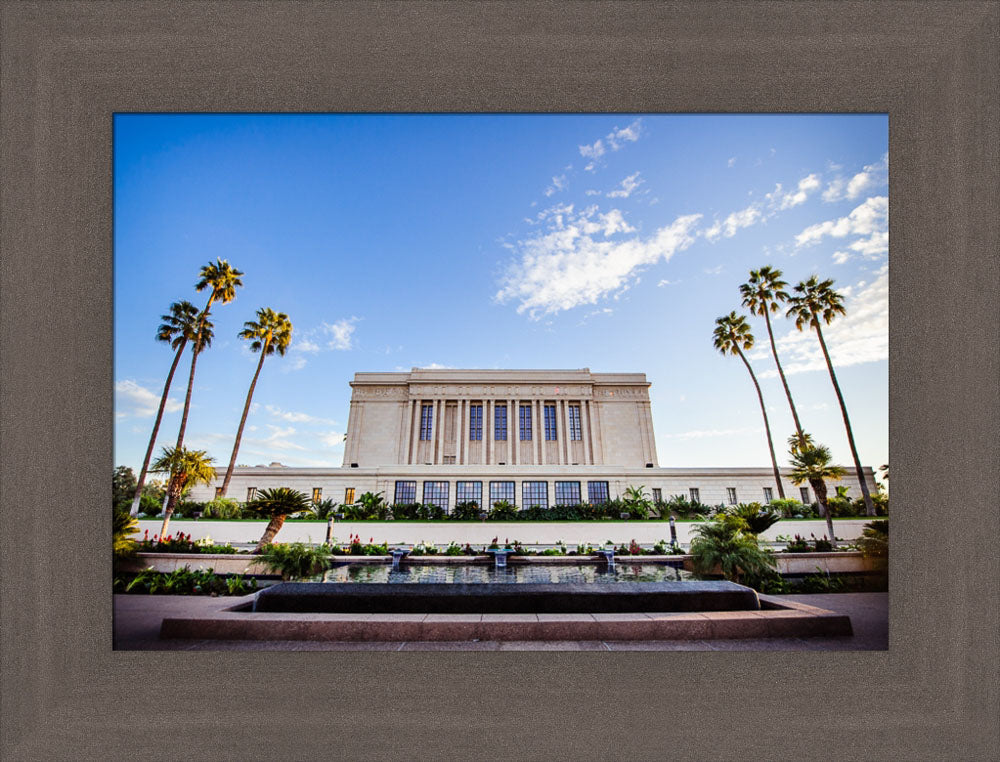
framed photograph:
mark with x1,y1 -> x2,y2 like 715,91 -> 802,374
2,2 -> 996,759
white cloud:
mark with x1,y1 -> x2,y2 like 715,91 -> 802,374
264,404 -> 336,425
417,362 -> 456,370
322,317 -> 359,350
294,339 -> 320,354
703,264 -> 723,276
795,196 -> 888,255
319,430 -> 347,448
766,174 -> 821,210
115,380 -> 180,419
577,119 -> 643,169
727,157 -> 737,168
762,264 -> 888,377
720,204 -> 762,237
584,189 -> 601,196
662,426 -> 762,440
607,171 -> 643,198
657,279 -> 675,287
822,154 -> 888,202
544,174 -> 568,197
496,206 -> 701,318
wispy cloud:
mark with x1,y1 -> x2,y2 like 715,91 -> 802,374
322,317 -> 360,350
115,380 -> 179,420
662,426 -> 763,440
607,171 -> 643,198
496,203 -> 700,318
264,404 -> 337,425
544,174 -> 568,197
822,153 -> 888,202
795,195 -> 888,264
766,173 -> 821,210
579,119 -> 643,171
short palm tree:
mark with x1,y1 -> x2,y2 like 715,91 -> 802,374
787,275 -> 876,516
713,311 -> 785,498
740,266 -> 806,447
247,487 -> 312,552
218,308 -> 293,496
129,301 -> 212,516
689,516 -> 776,584
173,258 -> 244,453
150,446 -> 216,537
788,442 -> 846,547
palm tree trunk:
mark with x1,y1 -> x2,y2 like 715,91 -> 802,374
220,347 -> 268,496
814,325 -> 876,516
736,346 -> 786,499
810,477 -> 836,548
159,476 -> 183,538
763,308 -> 805,443
174,297 -> 214,452
130,340 -> 187,516
254,515 -> 286,552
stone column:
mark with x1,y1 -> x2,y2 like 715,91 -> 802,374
581,400 -> 592,465
400,399 -> 415,465
455,398 -> 464,465
485,400 -> 494,464
433,399 -> 443,465
535,399 -> 544,465
554,399 -> 566,464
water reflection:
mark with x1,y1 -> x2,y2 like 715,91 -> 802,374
313,562 -> 689,584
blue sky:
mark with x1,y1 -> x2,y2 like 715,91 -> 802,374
114,114 -> 888,473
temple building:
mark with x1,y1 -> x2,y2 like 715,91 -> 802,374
192,369 -> 877,509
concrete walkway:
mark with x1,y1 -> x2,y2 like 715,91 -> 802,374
114,592 -> 887,651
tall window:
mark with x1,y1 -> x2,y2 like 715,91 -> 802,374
344,487 -> 355,504
652,488 -> 662,503
312,487 -> 323,503
469,404 -> 483,441
522,481 -> 548,509
456,481 -> 482,506
519,404 -> 532,440
544,404 -> 557,440
727,487 -> 737,505
419,403 -> 433,440
800,487 -> 810,504
568,404 -> 582,440
588,481 -> 610,503
394,481 -> 416,504
689,488 -> 700,504
246,486 -> 257,501
490,481 -> 515,506
763,487 -> 774,503
423,481 -> 449,510
494,404 -> 507,441
554,481 -> 581,506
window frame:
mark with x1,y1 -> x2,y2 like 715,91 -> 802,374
469,403 -> 483,441
522,481 -> 548,509
519,404 -> 532,441
456,481 -> 483,507
419,403 -> 434,440
568,404 -> 582,440
689,487 -> 700,504
543,404 -> 557,441
554,481 -> 581,506
587,481 -> 610,504
489,481 -> 515,506
344,487 -> 356,504
422,481 -> 450,510
394,480 -> 416,504
763,487 -> 774,504
494,404 -> 507,441
727,487 -> 737,505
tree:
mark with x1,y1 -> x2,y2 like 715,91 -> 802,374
622,485 -> 653,519
113,466 -> 137,511
713,311 -> 785,498
246,487 -> 312,552
740,266 -> 806,447
129,301 -> 211,515
150,446 -> 216,537
173,259 -> 244,454
218,308 -> 293,496
787,275 -> 876,515
689,514 -> 777,584
788,442 -> 846,547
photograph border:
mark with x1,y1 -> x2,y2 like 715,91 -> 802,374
2,2 -> 997,758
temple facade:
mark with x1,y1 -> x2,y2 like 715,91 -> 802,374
192,368 -> 877,510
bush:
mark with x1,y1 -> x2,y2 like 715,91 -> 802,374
663,494 -> 712,518
689,516 -> 777,583
784,534 -> 812,553
488,500 -> 519,521
444,542 -> 465,556
113,508 -> 139,559
259,542 -> 332,580
769,498 -> 804,518
727,502 -> 783,535
858,520 -> 888,568
201,497 -> 242,519
172,500 -> 205,519
451,501 -> 483,521
119,566 -> 257,596
390,502 -> 445,521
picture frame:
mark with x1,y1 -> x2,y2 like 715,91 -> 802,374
1,1 -> 996,758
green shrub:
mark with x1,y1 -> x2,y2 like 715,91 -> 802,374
769,498 -> 804,518
444,542 -> 464,556
113,509 -> 140,559
488,500 -> 519,521
201,497 -> 242,519
120,566 -> 257,596
784,534 -> 812,553
858,520 -> 888,568
727,502 -> 783,535
451,501 -> 483,521
259,542 -> 332,580
689,516 -> 777,583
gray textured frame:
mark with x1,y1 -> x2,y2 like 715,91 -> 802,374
2,1 -> 997,759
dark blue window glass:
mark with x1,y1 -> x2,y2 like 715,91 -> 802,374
489,481 -> 515,505
568,405 -> 582,440
554,481 -> 581,506
469,404 -> 482,441
519,404 -> 532,441
394,481 -> 416,503
544,404 -> 557,440
419,404 -> 433,440
522,481 -> 548,509
423,481 -> 449,510
494,404 -> 507,441
587,481 -> 610,503
456,481 -> 482,506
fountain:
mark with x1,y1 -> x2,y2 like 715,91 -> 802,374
595,548 -> 615,569
485,547 -> 514,568
390,547 -> 410,571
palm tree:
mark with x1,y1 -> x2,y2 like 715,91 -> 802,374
150,446 -> 216,537
787,275 -> 876,516
739,266 -> 806,447
689,515 -> 777,584
218,308 -> 293,496
173,259 -> 244,453
713,311 -> 785,498
788,442 -> 846,547
129,301 -> 211,516
247,487 -> 312,552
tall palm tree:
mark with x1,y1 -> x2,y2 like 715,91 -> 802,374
788,442 -> 846,547
739,266 -> 806,446
150,446 -> 216,537
219,308 -> 293,496
247,487 -> 312,552
787,275 -> 876,516
129,301 -> 212,516
173,258 -> 244,453
713,311 -> 785,499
